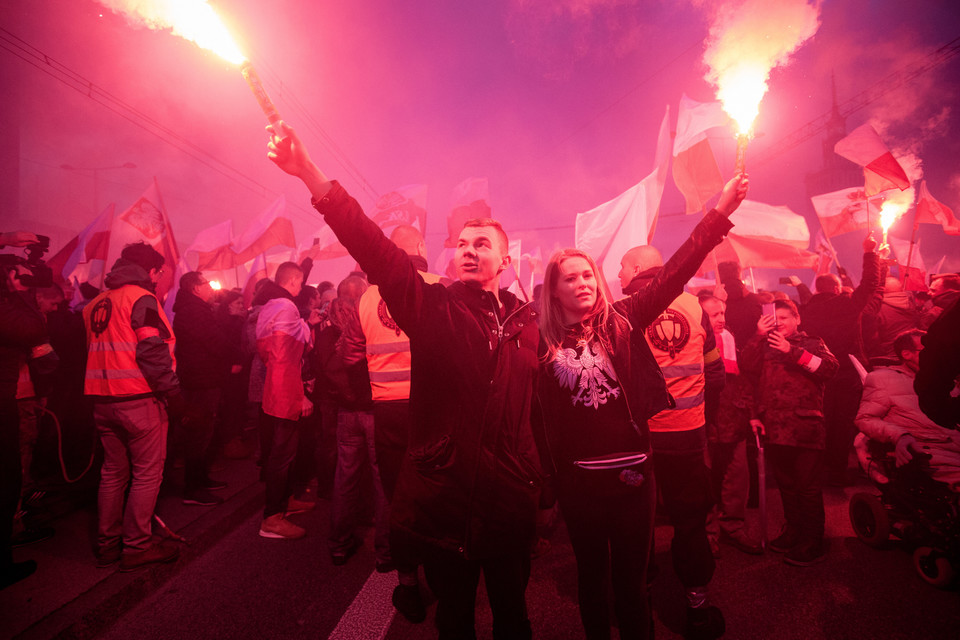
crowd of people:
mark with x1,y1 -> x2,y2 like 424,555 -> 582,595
0,122 -> 958,638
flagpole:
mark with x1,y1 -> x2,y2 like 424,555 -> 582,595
821,232 -> 844,273
511,262 -> 530,303
903,194 -> 920,286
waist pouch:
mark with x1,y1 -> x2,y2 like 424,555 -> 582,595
570,451 -> 649,493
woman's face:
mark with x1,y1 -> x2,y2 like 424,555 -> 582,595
227,298 -> 245,316
554,256 -> 598,325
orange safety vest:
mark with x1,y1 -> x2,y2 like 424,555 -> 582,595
84,284 -> 175,397
645,292 -> 707,432
358,271 -> 441,402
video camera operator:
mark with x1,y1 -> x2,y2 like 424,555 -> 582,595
0,230 -> 58,590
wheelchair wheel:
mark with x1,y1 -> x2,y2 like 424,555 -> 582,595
913,547 -> 956,588
849,492 -> 891,548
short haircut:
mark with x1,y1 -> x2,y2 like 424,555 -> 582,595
337,275 -> 368,301
179,271 -> 205,292
893,329 -> 925,362
317,280 -> 334,295
274,261 -> 303,287
120,241 -> 164,273
699,294 -> 723,308
774,299 -> 799,318
815,273 -> 841,294
936,274 -> 960,291
389,224 -> 424,256
463,218 -> 508,255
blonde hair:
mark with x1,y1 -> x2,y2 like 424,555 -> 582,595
539,248 -> 614,362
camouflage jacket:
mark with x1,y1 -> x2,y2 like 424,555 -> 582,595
740,331 -> 839,449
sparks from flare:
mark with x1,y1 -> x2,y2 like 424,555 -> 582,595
879,199 -> 908,244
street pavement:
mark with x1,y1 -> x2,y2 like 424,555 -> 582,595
3,454 -> 959,639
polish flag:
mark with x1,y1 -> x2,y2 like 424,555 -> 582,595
576,106 -> 671,294
812,229 -> 834,276
105,179 -> 180,301
914,180 -> 960,235
888,235 -> 927,292
811,187 -> 885,238
232,196 -> 297,267
370,184 -> 428,234
833,124 -> 910,196
432,246 -> 457,281
672,95 -> 728,214
189,220 -> 236,271
445,178 -> 491,248
50,203 -> 115,290
711,200 -> 819,271
242,253 -> 269,308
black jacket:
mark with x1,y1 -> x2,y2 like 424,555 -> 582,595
313,181 -> 540,559
536,211 -> 734,473
172,289 -> 232,389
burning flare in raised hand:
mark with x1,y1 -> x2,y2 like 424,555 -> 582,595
701,0 -> 821,169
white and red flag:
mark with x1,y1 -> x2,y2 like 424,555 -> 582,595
370,184 -> 428,235
231,196 -> 297,267
49,203 -> 115,290
242,253 -> 269,308
810,187 -> 885,238
833,124 -> 910,196
914,180 -> 960,236
812,229 -> 834,275
188,220 -> 236,271
105,179 -> 180,301
888,235 -> 927,292
672,95 -> 728,215
576,106 -> 671,294
445,178 -> 491,248
712,200 -> 819,271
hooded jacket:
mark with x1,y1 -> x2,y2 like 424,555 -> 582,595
84,259 -> 178,399
313,181 -> 540,559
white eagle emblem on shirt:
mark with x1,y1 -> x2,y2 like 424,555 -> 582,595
553,340 -> 620,408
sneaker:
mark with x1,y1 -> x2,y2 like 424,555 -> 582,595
784,542 -> 826,567
392,583 -> 427,623
285,497 -> 316,515
768,527 -> 801,554
684,605 -> 725,640
96,547 -> 122,568
720,532 -> 763,555
331,536 -> 361,566
119,542 -> 179,572
259,514 -> 306,539
183,489 -> 224,506
201,477 -> 228,491
11,526 -> 55,548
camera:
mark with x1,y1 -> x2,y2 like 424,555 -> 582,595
1,234 -> 54,289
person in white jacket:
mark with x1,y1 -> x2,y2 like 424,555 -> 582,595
855,329 -> 960,492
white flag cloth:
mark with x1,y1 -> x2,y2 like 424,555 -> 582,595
576,106 -> 671,294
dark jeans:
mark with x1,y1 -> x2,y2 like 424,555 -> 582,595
652,447 -> 716,589
823,372 -> 862,476
261,410 -> 300,518
182,387 -> 220,492
559,472 -> 656,640
708,439 -> 750,537
373,400 -> 418,573
767,444 -> 825,545
423,547 -> 532,640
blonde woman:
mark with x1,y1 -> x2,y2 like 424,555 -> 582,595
535,174 -> 747,640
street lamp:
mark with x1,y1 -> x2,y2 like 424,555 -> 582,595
59,162 -> 137,212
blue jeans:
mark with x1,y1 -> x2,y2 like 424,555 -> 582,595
95,397 -> 168,554
329,410 -> 389,563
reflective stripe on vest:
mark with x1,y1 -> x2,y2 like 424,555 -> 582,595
645,292 -> 706,432
358,272 -> 442,402
84,285 -> 175,397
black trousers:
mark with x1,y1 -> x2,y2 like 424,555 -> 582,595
182,387 -> 220,492
652,448 -> 716,589
422,547 -> 532,640
261,410 -> 300,518
1,397 -> 21,569
767,444 -> 825,545
559,472 -> 656,640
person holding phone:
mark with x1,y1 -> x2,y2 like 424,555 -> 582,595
741,300 -> 838,567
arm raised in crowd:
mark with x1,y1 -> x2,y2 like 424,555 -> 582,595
614,174 -> 748,327
850,234 -> 880,310
267,123 -> 428,335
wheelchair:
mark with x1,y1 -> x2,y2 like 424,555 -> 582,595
849,435 -> 960,588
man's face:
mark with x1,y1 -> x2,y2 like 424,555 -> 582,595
617,259 -> 638,292
775,308 -> 800,337
193,278 -> 214,303
901,336 -> 924,372
148,267 -> 163,286
455,226 -> 508,290
555,256 -> 598,324
701,298 -> 726,335
285,274 -> 304,298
